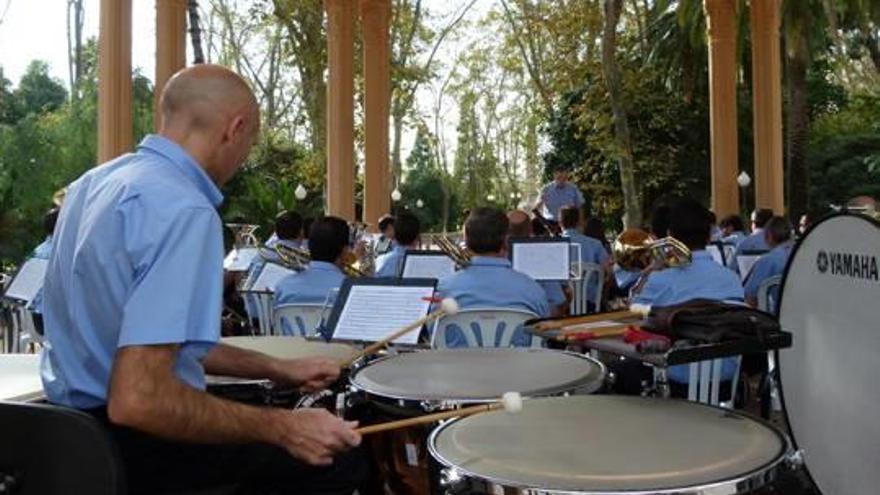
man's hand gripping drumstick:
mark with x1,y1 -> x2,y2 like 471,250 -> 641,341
355,392 -> 524,435
339,298 -> 460,367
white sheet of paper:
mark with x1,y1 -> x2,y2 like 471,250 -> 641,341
250,263 -> 295,292
737,255 -> 763,281
707,245 -> 724,266
4,258 -> 48,303
332,285 -> 434,344
224,248 -> 258,272
0,354 -> 43,401
511,242 -> 570,280
402,255 -> 456,279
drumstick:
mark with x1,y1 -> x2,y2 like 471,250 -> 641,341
356,392 -> 523,435
339,298 -> 460,367
561,325 -> 632,341
533,304 -> 651,332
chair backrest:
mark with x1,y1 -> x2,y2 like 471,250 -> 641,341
685,356 -> 743,408
430,308 -> 540,349
736,250 -> 768,281
273,303 -> 324,337
0,401 -> 125,494
756,275 -> 783,314
569,262 -> 604,315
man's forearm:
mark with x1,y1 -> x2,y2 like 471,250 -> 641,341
202,343 -> 284,382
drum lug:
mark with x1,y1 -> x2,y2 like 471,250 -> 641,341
785,449 -> 805,469
421,400 -> 440,412
440,467 -> 466,492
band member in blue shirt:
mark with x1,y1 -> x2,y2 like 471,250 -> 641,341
508,209 -> 567,317
533,165 -> 585,223
274,217 -> 349,308
744,216 -> 794,311
375,212 -> 420,278
40,65 -> 364,494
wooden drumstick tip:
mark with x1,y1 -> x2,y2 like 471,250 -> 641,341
501,391 -> 522,414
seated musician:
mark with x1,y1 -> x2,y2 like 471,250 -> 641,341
560,206 -> 610,311
633,198 -> 744,387
613,205 -> 670,295
274,216 -> 350,308
720,214 -> 746,247
508,209 -> 567,317
437,208 -> 550,347
374,212 -> 420,278
257,210 -> 306,265
744,216 -> 794,310
737,208 -> 773,254
31,206 -> 59,260
533,165 -> 585,228
40,65 -> 365,494
375,214 -> 395,255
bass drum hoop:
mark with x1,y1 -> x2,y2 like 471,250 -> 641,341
348,349 -> 606,412
427,400 -> 789,495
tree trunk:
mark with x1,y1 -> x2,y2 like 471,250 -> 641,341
786,34 -> 810,218
601,0 -> 641,228
188,0 -> 206,64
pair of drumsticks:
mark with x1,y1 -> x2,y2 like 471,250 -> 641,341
329,298 -> 523,435
530,304 -> 651,341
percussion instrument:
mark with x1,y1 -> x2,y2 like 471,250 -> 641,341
776,212 -> 880,494
351,349 -> 605,494
207,336 -> 358,408
429,396 -> 790,494
0,354 -> 43,402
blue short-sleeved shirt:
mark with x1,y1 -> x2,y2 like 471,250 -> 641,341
40,135 -> 225,409
243,238 -> 304,319
436,256 -> 549,347
374,245 -> 407,278
540,281 -> 566,309
32,237 -> 53,260
744,242 -> 794,305
564,229 -> 609,303
273,261 -> 346,308
541,182 -> 584,221
736,230 -> 769,254
633,250 -> 745,383
723,231 -> 746,248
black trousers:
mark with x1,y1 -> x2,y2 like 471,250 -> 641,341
86,408 -> 369,495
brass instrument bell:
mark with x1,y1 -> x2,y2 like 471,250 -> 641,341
613,229 -> 692,271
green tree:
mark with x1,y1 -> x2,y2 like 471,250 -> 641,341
13,61 -> 68,117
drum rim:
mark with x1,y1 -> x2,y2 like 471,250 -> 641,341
775,211 -> 880,494
427,396 -> 791,495
349,348 -> 606,405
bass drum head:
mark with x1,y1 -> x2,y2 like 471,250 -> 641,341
221,335 -> 357,362
778,213 -> 880,494
350,349 -> 605,403
429,396 -> 787,493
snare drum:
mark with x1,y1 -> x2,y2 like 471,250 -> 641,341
430,395 -> 789,495
350,349 -> 605,495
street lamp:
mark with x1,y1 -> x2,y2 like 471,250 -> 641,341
487,194 -> 496,202
416,199 -> 424,208
737,172 -> 752,215
391,188 -> 402,202
294,184 -> 307,200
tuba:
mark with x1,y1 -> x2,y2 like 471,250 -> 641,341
435,235 -> 472,268
613,229 -> 692,297
226,223 -> 261,249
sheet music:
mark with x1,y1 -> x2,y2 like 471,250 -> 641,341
250,263 -> 295,292
224,248 -> 258,272
4,258 -> 48,303
0,354 -> 43,401
707,245 -> 724,266
402,255 -> 456,279
332,285 -> 434,344
737,255 -> 763,281
511,242 -> 570,280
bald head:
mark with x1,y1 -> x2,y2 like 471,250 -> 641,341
507,210 -> 532,237
158,65 -> 260,186
160,64 -> 258,132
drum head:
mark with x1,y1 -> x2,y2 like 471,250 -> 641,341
221,336 -> 356,362
350,349 -> 604,403
430,396 -> 787,493
778,213 -> 880,494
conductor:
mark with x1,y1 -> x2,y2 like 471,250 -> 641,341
40,65 -> 364,494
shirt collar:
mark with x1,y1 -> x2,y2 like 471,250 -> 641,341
309,261 -> 343,273
470,256 -> 511,268
138,134 -> 224,208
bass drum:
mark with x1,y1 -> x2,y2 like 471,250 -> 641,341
778,213 -> 880,494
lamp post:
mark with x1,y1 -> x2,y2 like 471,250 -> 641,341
737,171 -> 752,216
391,187 -> 402,214
295,184 -> 307,201
416,199 -> 424,208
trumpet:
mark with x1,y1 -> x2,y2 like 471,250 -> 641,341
266,242 -> 369,278
436,235 -> 472,268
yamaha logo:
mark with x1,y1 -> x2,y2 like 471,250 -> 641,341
817,250 -> 879,282
817,251 -> 829,273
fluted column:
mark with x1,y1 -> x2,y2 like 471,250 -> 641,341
155,0 -> 188,131
360,0 -> 391,230
324,0 -> 356,221
750,0 -> 785,214
704,0 -> 740,217
98,0 -> 133,163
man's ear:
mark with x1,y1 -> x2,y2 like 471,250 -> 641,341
224,115 -> 246,144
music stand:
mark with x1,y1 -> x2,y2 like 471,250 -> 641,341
401,250 -> 456,279
508,237 -> 572,281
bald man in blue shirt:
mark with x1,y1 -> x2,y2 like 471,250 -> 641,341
41,65 -> 364,494
437,208 -> 549,347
